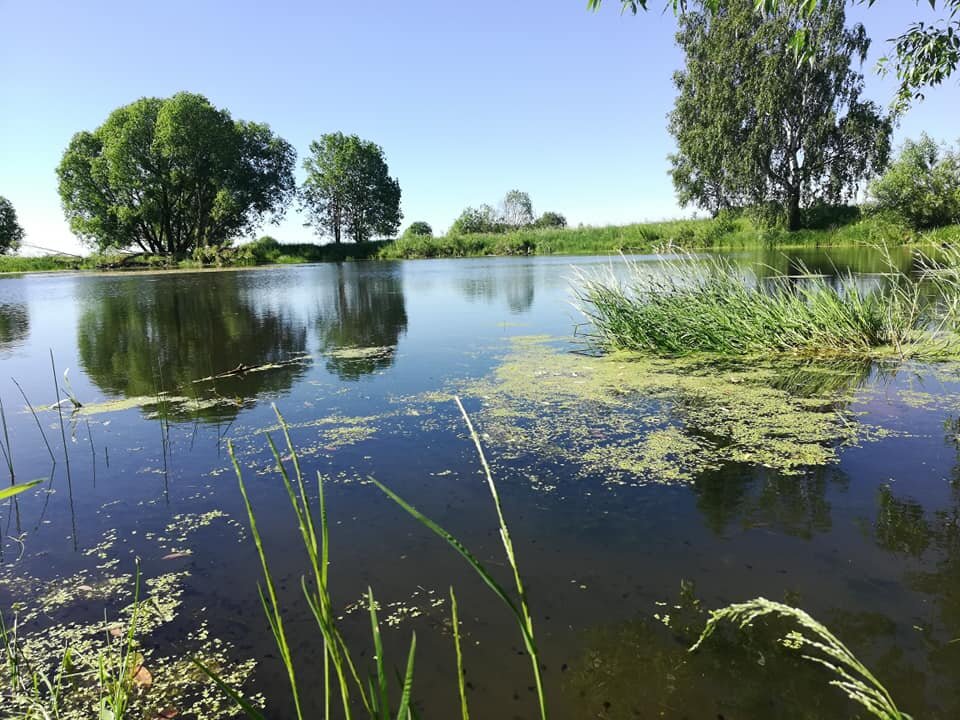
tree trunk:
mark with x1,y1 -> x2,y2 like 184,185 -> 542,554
786,190 -> 801,232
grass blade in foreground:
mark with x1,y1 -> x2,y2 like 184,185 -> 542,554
691,597 -> 910,720
0,479 -> 42,502
450,588 -> 469,720
371,396 -> 547,720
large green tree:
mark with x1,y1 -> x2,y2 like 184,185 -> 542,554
0,196 -> 25,254
300,133 -> 402,244
668,0 -> 890,229
57,92 -> 296,256
590,1 -> 960,112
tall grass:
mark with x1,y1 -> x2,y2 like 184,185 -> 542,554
216,401 -> 546,719
577,251 -> 960,359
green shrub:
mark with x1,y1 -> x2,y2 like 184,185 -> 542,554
403,221 -> 433,237
534,211 -> 567,229
869,134 -> 960,230
449,205 -> 504,234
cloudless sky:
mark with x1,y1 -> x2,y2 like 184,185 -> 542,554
1,0 -> 958,254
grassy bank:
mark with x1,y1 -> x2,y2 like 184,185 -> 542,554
4,216 -> 959,275
378,215 -> 960,260
0,238 -> 386,275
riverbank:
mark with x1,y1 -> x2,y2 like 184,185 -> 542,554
3,215 -> 959,274
377,214 -> 960,259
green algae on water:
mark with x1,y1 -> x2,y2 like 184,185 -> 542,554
463,337 -> 877,484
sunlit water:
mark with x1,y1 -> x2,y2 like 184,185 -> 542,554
1,248 -> 959,719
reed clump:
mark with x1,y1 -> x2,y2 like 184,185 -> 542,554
577,251 -> 960,359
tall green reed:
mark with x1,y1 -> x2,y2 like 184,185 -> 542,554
577,250 -> 960,359
216,400 -> 547,719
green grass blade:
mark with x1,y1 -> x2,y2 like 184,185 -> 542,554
395,632 -> 417,720
450,587 -> 470,720
0,479 -> 42,502
368,587 -> 390,719
190,656 -> 267,720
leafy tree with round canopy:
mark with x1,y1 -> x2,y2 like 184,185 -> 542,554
300,133 -> 402,243
0,196 -> 25,254
56,92 -> 296,256
668,0 -> 891,229
404,221 -> 433,237
450,204 -> 501,234
590,0 -> 960,113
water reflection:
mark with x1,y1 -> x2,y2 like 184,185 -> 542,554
457,263 -> 535,313
693,465 -> 843,539
0,303 -> 29,350
315,263 -> 407,380
77,272 -> 307,420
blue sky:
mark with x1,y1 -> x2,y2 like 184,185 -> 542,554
1,0 -> 958,254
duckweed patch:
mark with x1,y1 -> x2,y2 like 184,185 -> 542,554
463,337 -> 879,483
1,512 -> 258,719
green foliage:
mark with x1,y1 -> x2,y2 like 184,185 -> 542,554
0,197 -> 25,254
403,221 -> 433,237
869,134 -> 960,230
380,212 -> 944,260
534,211 -> 567,229
449,204 -> 503,235
577,250 -> 960,359
669,0 -> 890,230
56,92 -> 296,256
450,191 -> 540,235
590,0 -> 960,112
300,133 -> 402,244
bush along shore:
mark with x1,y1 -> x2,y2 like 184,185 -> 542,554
4,213 -> 960,274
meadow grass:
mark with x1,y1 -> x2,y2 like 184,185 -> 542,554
577,250 -> 960,359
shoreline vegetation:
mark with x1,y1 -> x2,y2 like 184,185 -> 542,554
3,213 -> 960,275
578,248 -> 960,360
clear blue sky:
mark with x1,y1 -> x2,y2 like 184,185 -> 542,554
1,0 -> 958,254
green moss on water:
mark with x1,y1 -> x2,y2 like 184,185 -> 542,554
464,337 -> 877,483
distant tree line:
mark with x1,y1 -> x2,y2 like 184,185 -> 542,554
449,190 -> 567,235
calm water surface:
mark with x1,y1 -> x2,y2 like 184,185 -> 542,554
1,249 -> 959,719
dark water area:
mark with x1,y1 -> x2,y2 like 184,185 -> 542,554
1,249 -> 959,719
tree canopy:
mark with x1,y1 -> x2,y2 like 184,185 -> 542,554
870,134 -> 960,229
501,190 -> 535,227
300,133 -> 402,243
669,0 -> 891,228
404,221 -> 434,237
589,1 -> 960,111
0,196 -> 25,254
56,92 -> 296,256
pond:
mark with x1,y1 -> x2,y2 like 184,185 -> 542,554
1,247 -> 958,719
